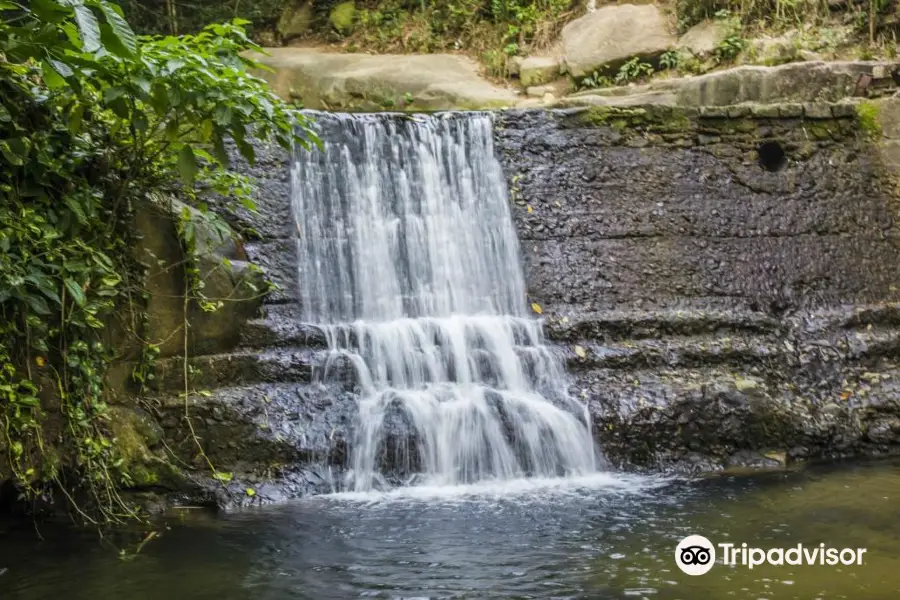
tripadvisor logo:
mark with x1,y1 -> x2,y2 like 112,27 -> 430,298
676,535 -> 716,576
674,535 -> 868,576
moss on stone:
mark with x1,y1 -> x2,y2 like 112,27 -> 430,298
329,1 -> 356,35
857,100 -> 883,139
807,123 -> 834,140
577,105 -> 695,134
107,406 -> 182,489
277,1 -> 313,40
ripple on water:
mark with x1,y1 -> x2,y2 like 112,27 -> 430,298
3,460 -> 900,599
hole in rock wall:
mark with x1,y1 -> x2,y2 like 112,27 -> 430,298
757,141 -> 787,172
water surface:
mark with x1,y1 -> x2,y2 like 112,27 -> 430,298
3,460 -> 900,599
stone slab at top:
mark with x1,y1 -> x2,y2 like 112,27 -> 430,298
565,60 -> 900,108
249,48 -> 519,111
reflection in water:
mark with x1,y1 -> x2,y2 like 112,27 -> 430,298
3,460 -> 900,599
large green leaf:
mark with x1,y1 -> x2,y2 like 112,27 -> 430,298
99,1 -> 137,57
0,140 -> 24,166
25,294 -> 52,315
64,278 -> 86,307
41,61 -> 67,89
73,5 -> 102,53
212,133 -> 230,168
178,144 -> 198,184
30,0 -> 70,23
49,59 -> 74,78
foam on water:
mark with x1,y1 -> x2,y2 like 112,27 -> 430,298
292,112 -> 599,492
322,472 -> 673,506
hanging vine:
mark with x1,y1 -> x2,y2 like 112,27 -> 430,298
0,0 -> 316,524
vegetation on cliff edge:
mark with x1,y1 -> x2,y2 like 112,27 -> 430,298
0,0 -> 314,525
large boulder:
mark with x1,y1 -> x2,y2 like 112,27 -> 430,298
250,48 -> 519,110
678,19 -> 730,58
519,55 -> 562,87
561,4 -> 676,78
563,61 -> 900,107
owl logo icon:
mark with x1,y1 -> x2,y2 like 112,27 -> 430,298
675,535 -> 716,575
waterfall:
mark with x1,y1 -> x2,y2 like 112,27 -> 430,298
291,112 -> 597,492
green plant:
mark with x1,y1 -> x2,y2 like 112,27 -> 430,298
333,1 -> 578,71
579,69 -> 613,90
715,34 -> 747,62
614,57 -> 654,84
482,49 -> 509,78
660,50 -> 682,71
0,0 -> 315,525
675,0 -> 830,33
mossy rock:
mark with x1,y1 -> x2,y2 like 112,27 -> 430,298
107,406 -> 183,489
277,1 -> 313,41
329,1 -> 356,35
574,105 -> 696,135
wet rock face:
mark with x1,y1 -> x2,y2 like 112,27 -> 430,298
495,107 -> 900,471
156,105 -> 900,508
496,107 -> 900,314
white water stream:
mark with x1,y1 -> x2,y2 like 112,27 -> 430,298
291,113 -> 597,491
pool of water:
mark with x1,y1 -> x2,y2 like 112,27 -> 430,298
3,460 -> 900,599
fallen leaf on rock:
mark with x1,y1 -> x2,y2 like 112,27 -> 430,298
574,345 -> 587,358
246,488 -> 256,497
531,302 -> 543,314
526,205 -> 533,213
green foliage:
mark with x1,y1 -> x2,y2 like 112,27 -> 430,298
714,33 -> 747,62
674,0 -> 831,33
578,69 -> 613,90
660,50 -> 682,71
329,1 -> 357,34
0,0 -> 315,524
614,57 -> 654,84
349,0 -> 576,56
118,0 -> 286,41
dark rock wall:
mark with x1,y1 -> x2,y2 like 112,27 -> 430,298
495,106 -> 900,472
162,105 -> 900,507
495,107 -> 900,315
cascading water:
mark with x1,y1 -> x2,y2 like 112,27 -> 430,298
291,112 -> 597,492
